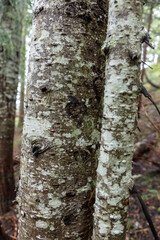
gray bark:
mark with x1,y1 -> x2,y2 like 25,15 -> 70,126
93,1 -> 144,239
18,1 -> 108,239
0,0 -> 24,214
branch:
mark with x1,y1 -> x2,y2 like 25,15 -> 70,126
130,186 -> 159,240
141,61 -> 153,69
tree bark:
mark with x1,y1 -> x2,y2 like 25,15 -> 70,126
18,1 -> 108,239
18,24 -> 26,128
93,1 -> 144,239
141,4 -> 153,82
0,0 -> 24,214
18,80 -> 25,127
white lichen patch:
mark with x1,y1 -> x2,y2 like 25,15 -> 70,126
107,196 -> 122,206
62,133 -> 72,138
99,148 -> 109,164
36,220 -> 49,229
97,162 -> 107,177
109,214 -> 121,220
37,184 -> 43,191
50,226 -> 55,231
111,220 -> 124,235
98,220 -> 110,235
76,182 -> 92,194
23,116 -> 52,138
109,183 -> 121,196
48,198 -> 62,209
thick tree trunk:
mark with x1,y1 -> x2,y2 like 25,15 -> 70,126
18,1 -> 107,239
93,1 -> 144,239
0,1 -> 24,214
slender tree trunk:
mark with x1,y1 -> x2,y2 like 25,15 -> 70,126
93,1 -> 144,239
0,1 -> 24,214
18,80 -> 25,127
18,25 -> 26,128
0,225 -> 11,240
18,1 -> 108,239
141,4 -> 153,81
138,4 -> 153,117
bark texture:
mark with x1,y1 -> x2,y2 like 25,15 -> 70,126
141,4 -> 153,81
0,0 -> 24,214
93,1 -> 144,239
18,24 -> 26,127
18,1 -> 108,239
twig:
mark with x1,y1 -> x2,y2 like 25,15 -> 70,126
130,227 -> 151,234
145,40 -> 154,49
88,187 -> 96,213
141,60 -> 153,69
142,105 -> 159,132
141,83 -> 160,116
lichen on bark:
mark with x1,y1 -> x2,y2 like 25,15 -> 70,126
93,1 -> 144,240
18,0 -> 108,239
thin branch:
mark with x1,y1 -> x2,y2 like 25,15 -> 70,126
144,40 -> 154,49
141,60 -> 153,69
142,105 -> 159,132
141,83 -> 160,116
130,186 -> 159,240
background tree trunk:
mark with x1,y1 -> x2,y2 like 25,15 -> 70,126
18,1 -> 108,239
18,79 -> 25,127
141,4 -> 153,82
0,0 -> 24,214
93,1 -> 144,239
18,24 -> 26,128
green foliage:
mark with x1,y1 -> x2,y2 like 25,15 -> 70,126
144,0 -> 160,7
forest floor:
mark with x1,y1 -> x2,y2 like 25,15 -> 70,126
0,94 -> 160,240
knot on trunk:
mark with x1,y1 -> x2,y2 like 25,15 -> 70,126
31,138 -> 50,157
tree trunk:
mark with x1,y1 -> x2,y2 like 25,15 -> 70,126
18,24 -> 26,128
18,1 -> 108,239
0,1 -> 24,214
0,225 -> 11,240
18,80 -> 25,127
141,4 -> 153,82
93,1 -> 144,239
